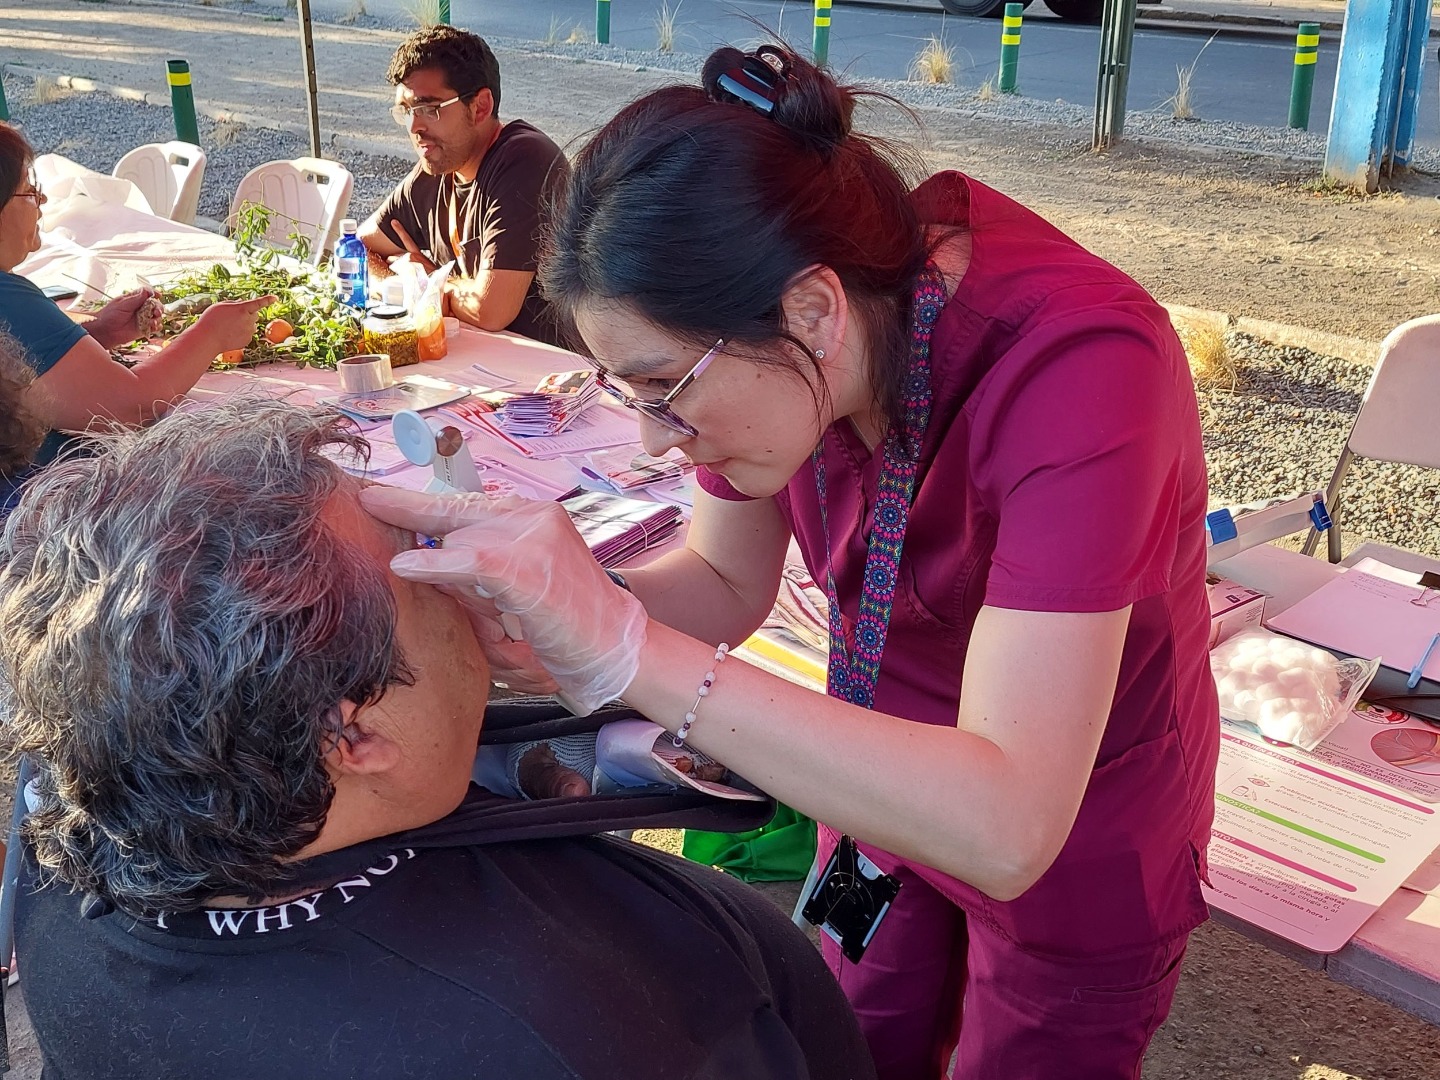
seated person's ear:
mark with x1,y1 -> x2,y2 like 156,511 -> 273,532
471,88 -> 495,124
327,700 -> 403,776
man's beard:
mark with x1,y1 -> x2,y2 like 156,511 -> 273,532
415,139 -> 469,177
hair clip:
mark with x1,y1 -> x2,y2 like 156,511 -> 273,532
714,46 -> 791,117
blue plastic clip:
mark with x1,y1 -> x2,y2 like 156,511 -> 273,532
1206,509 -> 1237,545
1308,501 -> 1332,532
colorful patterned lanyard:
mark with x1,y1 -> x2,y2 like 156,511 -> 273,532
814,265 -> 947,709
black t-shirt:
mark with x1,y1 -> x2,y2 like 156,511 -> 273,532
18,806 -> 875,1079
376,119 -> 569,347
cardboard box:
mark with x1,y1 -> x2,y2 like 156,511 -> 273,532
1207,576 -> 1266,649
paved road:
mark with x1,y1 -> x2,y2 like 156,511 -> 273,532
299,0 -> 1439,151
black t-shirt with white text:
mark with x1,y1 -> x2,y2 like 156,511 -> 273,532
376,119 -> 569,346
18,819 -> 874,1079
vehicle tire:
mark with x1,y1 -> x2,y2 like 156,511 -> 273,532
938,0 -> 1029,17
1045,0 -> 1104,21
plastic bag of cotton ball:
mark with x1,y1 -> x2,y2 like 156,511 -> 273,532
1210,630 -> 1379,750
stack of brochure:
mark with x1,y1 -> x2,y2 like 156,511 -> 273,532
580,446 -> 689,493
730,561 -> 831,690
562,490 -> 683,567
498,371 -> 600,436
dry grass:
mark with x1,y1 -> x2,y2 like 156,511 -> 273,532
337,0 -> 367,25
632,829 -> 683,856
210,116 -> 245,148
1176,318 -> 1238,390
566,25 -> 594,46
402,0 -> 443,27
30,76 -> 70,106
544,16 -> 569,45
1166,32 -> 1217,121
654,0 -> 682,54
909,35 -> 955,85
977,75 -> 997,102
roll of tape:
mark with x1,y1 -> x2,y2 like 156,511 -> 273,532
337,353 -> 394,394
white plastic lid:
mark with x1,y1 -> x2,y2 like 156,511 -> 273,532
381,277 -> 406,307
340,218 -> 359,234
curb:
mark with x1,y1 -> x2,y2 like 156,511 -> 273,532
1166,303 -> 1384,367
0,63 -> 412,163
110,0 -> 1435,45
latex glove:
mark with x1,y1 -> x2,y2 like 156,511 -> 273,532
87,287 -> 162,348
436,583 -> 561,697
360,487 -> 648,716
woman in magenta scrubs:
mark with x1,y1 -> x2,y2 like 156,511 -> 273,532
363,44 -> 1220,1080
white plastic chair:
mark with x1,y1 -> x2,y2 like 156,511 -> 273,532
111,141 -> 207,225
227,157 -> 354,265
1300,313 -> 1440,567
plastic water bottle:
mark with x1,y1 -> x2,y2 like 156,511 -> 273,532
335,219 -> 368,309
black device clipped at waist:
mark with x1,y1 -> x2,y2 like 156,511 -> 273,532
801,834 -> 901,963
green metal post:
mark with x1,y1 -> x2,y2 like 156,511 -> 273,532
1288,22 -> 1320,130
1093,0 -> 1139,149
999,3 -> 1023,94
596,0 -> 610,45
812,0 -> 831,68
0,77 -> 9,122
439,0 -> 451,24
166,59 -> 200,147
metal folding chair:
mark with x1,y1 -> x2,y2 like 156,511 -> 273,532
1301,314 -> 1440,566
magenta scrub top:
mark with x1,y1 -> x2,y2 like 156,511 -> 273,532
698,171 -> 1220,958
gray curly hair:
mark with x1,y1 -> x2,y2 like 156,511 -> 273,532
0,399 -> 414,917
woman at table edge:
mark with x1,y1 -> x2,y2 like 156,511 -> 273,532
0,123 -> 271,501
361,44 -> 1221,1080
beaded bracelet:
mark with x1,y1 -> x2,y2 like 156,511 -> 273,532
673,643 -> 730,748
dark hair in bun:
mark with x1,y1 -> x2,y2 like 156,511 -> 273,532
540,42 -> 930,436
700,45 -> 852,157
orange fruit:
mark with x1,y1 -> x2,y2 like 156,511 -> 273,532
217,349 -> 246,366
264,318 -> 295,344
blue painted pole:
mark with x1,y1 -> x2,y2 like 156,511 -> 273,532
1389,1 -> 1430,171
1323,0 -> 1431,192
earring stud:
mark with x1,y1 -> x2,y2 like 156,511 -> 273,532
815,348 -> 826,360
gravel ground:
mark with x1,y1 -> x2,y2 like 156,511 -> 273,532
5,32 -> 1440,1080
167,0 -> 1440,170
1199,332 -> 1440,558
1,70 -> 413,224
495,38 -> 1440,171
7,62 -> 1435,559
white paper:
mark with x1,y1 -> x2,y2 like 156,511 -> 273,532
1310,701 -> 1440,804
1267,568 -> 1440,680
1204,726 -> 1440,952
462,362 -> 517,389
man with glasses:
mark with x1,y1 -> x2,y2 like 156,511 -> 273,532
360,27 -> 568,345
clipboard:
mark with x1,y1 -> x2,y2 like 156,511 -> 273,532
1267,562 -> 1440,723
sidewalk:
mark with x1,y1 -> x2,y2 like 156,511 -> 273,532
1138,0 -> 1440,36
856,0 -> 1440,38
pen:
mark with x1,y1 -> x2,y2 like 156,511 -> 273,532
1407,631 -> 1440,690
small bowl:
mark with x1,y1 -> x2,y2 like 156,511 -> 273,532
443,316 -> 460,339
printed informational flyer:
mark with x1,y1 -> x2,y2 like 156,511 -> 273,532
1310,701 -> 1440,804
1204,724 -> 1440,953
